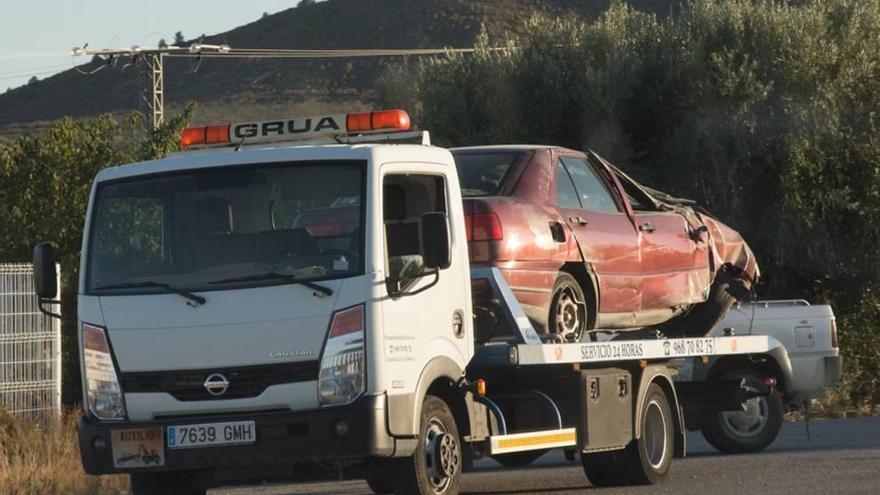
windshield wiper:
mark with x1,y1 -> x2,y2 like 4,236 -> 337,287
94,281 -> 206,306
208,272 -> 333,297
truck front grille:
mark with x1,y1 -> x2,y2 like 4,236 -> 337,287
121,361 -> 320,401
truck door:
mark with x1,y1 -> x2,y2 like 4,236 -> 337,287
555,155 -> 642,317
379,165 -> 471,435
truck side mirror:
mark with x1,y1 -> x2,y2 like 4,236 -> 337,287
420,212 -> 450,270
33,242 -> 58,299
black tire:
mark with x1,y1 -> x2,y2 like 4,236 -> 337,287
661,270 -> 744,338
548,272 -> 588,343
491,449 -> 548,468
394,395 -> 462,495
130,472 -> 208,495
365,470 -> 395,495
700,369 -> 784,454
582,383 -> 674,486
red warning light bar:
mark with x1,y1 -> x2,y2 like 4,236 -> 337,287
180,109 -> 412,148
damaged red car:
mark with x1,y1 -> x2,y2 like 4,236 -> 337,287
452,146 -> 758,342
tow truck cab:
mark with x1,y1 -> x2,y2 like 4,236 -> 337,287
59,112 -> 475,484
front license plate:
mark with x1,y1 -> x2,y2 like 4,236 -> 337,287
112,427 -> 165,468
167,420 -> 256,449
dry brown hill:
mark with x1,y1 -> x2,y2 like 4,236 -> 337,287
0,0 -> 676,133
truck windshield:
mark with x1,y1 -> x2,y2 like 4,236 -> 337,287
86,160 -> 364,294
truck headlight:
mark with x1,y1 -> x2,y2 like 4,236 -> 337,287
319,305 -> 366,406
82,324 -> 127,420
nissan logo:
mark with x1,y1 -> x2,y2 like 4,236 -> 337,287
203,373 -> 230,397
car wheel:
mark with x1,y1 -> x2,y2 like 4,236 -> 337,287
395,395 -> 462,495
660,270 -> 743,338
130,471 -> 208,495
700,369 -> 784,454
548,272 -> 588,343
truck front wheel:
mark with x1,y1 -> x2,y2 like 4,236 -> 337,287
395,395 -> 462,495
582,383 -> 673,486
700,369 -> 784,453
130,471 -> 208,495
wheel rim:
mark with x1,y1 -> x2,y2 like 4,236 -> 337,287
554,285 -> 586,342
644,400 -> 669,469
720,386 -> 769,438
423,418 -> 459,493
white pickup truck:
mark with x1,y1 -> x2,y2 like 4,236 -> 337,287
677,300 -> 841,453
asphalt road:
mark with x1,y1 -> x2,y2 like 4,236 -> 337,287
212,417 -> 880,495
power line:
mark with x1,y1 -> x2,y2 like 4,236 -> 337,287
70,43 -> 504,129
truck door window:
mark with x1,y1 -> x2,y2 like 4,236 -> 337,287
383,174 -> 447,282
559,157 -> 620,213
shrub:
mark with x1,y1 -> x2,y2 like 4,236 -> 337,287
379,0 -> 880,405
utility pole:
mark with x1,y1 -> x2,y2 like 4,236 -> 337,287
71,44 -> 230,130
148,54 -> 164,129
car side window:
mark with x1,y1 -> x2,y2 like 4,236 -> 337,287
556,160 -> 581,209
559,157 -> 619,213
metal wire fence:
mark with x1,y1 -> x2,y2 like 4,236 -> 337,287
0,263 -> 61,423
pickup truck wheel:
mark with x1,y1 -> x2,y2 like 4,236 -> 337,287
701,369 -> 784,453
548,273 -> 588,343
130,471 -> 208,495
395,395 -> 462,495
582,383 -> 673,486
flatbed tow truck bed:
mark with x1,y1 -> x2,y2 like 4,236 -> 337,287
464,267 -> 780,470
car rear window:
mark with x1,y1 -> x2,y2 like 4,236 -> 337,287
452,152 -> 523,197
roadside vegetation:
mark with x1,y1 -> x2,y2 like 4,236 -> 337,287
0,106 -> 194,404
379,0 -> 880,407
0,408 -> 128,494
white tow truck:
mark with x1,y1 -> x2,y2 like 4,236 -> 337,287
33,110 -> 787,495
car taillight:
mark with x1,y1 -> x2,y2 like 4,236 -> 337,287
830,319 -> 838,348
466,213 -> 503,242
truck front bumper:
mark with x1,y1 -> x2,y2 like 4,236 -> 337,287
78,394 -> 396,475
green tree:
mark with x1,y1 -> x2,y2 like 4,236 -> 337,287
0,104 -> 196,403
380,0 -> 880,405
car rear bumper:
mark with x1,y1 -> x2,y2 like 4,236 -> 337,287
78,394 -> 396,475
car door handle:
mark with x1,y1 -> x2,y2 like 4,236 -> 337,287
639,222 -> 655,233
568,216 -> 588,226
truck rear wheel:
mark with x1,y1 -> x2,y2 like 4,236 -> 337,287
130,471 -> 208,495
700,369 -> 784,453
581,383 -> 673,486
395,395 -> 462,495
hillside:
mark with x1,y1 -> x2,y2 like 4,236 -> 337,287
0,0 -> 676,134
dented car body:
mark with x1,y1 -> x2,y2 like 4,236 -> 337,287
452,145 -> 758,340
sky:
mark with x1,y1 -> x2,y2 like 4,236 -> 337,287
0,1 -> 299,91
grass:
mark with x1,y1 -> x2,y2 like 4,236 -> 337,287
0,408 -> 129,495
